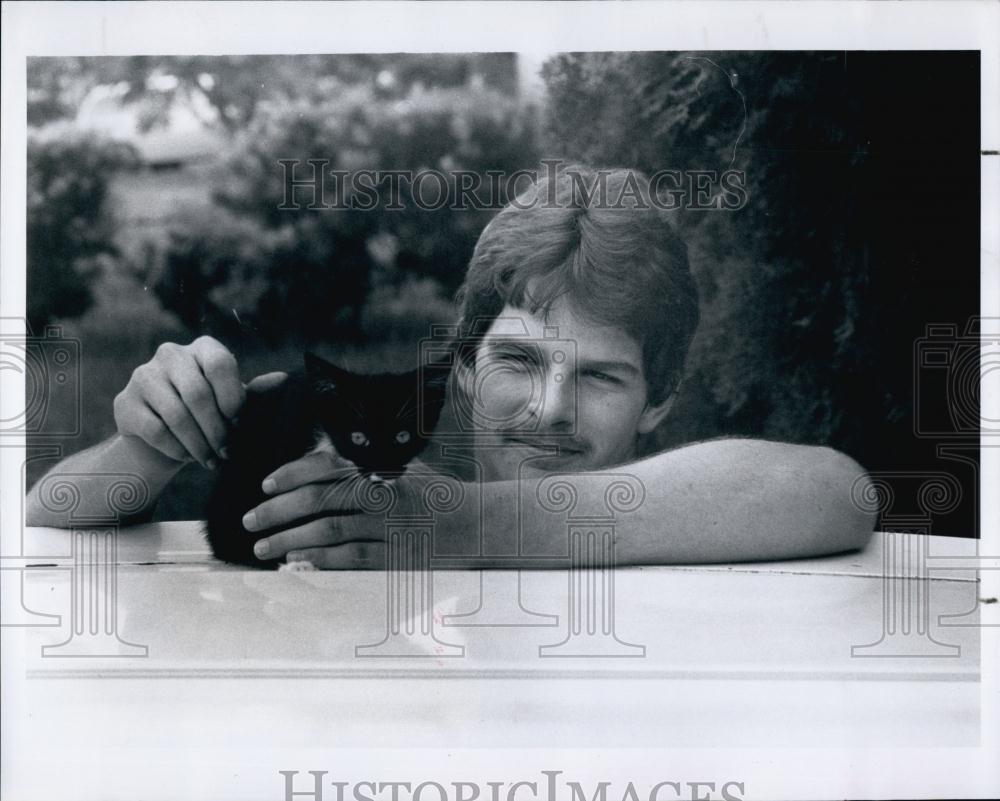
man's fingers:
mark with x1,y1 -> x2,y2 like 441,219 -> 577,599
253,518 -> 381,561
151,342 -> 227,463
168,349 -> 229,458
243,481 -> 361,532
257,519 -> 341,559
261,452 -> 357,495
286,542 -> 385,570
246,371 -> 288,394
114,337 -> 248,467
191,336 -> 245,420
144,381 -> 217,468
124,405 -> 190,463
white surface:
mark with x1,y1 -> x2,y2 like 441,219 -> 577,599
10,526 -> 983,722
0,524 -> 988,801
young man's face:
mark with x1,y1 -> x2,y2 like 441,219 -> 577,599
465,295 -> 674,481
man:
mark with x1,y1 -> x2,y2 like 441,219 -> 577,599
26,166 -> 876,566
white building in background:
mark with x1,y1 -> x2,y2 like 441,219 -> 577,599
65,51 -> 551,169
51,53 -> 555,248
73,78 -> 225,168
516,48 -> 553,106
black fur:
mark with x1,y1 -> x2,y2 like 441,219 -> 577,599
204,352 -> 448,568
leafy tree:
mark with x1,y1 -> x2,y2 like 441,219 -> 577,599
155,78 -> 539,344
28,55 -> 518,132
541,51 -> 980,505
27,132 -> 139,331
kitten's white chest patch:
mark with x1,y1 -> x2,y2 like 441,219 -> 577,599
308,430 -> 338,458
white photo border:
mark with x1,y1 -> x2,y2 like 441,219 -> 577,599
2,2 -> 998,799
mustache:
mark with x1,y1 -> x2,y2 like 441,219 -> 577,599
501,435 -> 588,453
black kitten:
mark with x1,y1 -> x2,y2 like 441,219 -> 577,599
204,352 -> 449,568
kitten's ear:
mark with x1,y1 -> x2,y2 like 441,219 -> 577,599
420,362 -> 451,404
417,365 -> 450,431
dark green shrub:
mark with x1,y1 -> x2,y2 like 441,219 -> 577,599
27,131 -> 139,331
156,79 -> 539,344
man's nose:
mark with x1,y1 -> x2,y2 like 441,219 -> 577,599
535,365 -> 576,431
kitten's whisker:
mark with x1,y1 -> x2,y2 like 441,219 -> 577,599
315,473 -> 366,514
395,392 -> 423,419
396,398 -> 447,421
339,398 -> 368,420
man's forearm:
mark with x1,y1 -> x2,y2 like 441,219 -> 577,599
616,439 -> 876,563
25,435 -> 186,527
434,439 -> 876,566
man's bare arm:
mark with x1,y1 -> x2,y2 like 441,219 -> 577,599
25,434 -> 189,526
24,335 -> 286,528
448,439 -> 876,565
250,439 -> 876,567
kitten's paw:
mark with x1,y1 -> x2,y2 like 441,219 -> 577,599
279,560 -> 318,572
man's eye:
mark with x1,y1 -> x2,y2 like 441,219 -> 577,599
585,370 -> 621,385
350,431 -> 370,447
495,351 -> 533,366
395,431 -> 411,445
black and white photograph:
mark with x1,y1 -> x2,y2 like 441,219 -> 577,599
1,2 -> 998,800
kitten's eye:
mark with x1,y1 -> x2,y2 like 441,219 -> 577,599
351,431 -> 369,447
395,431 -> 411,445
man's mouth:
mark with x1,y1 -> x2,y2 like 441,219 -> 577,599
502,436 -> 585,456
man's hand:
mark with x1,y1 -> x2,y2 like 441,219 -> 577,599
113,335 -> 285,469
243,454 -> 443,569
27,336 -> 287,527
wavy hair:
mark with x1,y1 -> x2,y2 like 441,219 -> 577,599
455,164 -> 699,404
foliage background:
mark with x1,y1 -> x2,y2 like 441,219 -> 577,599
25,52 -> 980,533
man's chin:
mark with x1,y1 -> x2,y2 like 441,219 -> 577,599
517,454 -> 588,476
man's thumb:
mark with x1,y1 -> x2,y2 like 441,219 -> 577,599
244,371 -> 288,393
